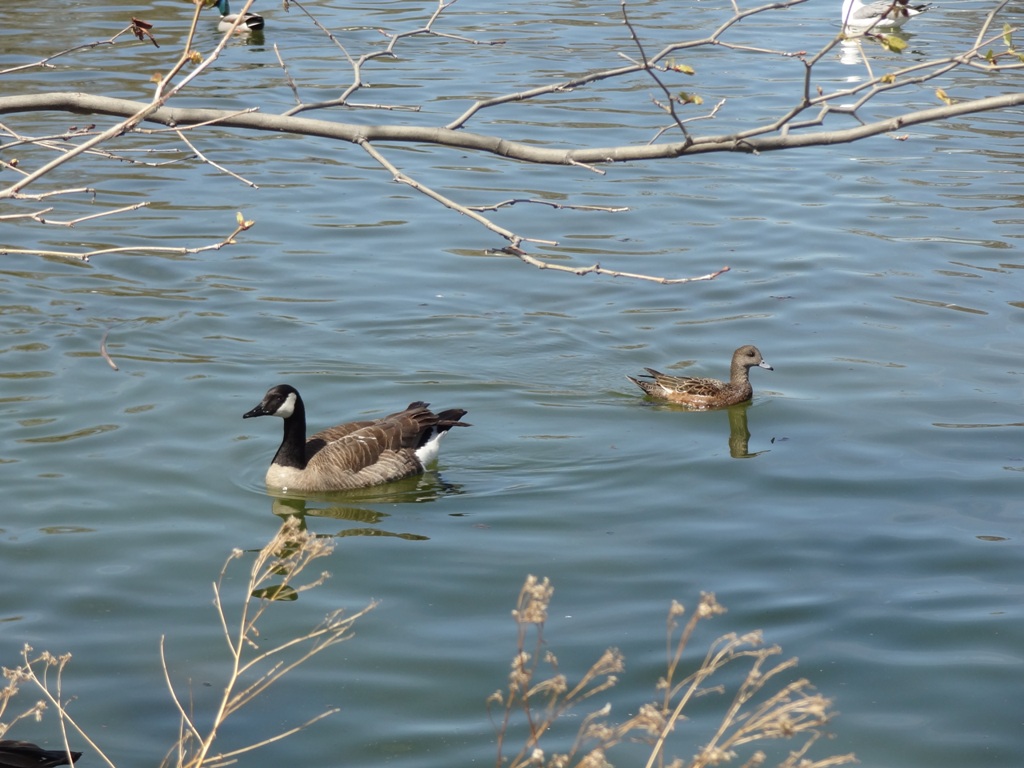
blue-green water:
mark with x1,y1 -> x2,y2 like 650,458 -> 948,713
2,2 -> 1022,767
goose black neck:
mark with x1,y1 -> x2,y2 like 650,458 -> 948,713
273,396 -> 309,470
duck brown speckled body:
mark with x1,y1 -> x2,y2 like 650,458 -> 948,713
244,384 -> 469,493
627,345 -> 773,409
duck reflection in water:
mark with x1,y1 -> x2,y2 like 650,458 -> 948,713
726,402 -> 769,459
627,345 -> 774,457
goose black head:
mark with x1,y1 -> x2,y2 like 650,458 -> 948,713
244,384 -> 301,420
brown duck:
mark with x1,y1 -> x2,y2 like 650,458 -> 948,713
244,384 -> 469,493
627,345 -> 773,409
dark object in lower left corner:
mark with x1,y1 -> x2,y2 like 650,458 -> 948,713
0,740 -> 82,768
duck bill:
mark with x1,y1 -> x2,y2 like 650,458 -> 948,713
243,403 -> 270,419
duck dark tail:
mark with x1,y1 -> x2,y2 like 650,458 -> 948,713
435,408 -> 470,432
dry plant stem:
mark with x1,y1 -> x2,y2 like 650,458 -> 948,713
661,599 -> 710,709
511,586 -> 558,765
197,710 -> 341,768
48,654 -> 75,765
160,637 -> 201,748
161,518 -> 377,768
493,583 -> 853,768
653,623 -> 856,768
647,636 -> 750,768
491,576 -> 550,768
0,659 -> 47,736
16,648 -> 118,768
494,576 -> 635,768
696,652 -> 797,758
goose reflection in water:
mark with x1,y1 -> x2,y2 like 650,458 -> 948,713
267,470 -> 465,540
270,496 -> 429,542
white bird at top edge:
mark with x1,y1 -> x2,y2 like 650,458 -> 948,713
842,0 -> 931,30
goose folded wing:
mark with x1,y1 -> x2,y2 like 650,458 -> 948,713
308,402 -> 434,451
308,418 -> 429,478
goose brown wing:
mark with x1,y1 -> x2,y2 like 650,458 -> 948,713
305,403 -> 439,483
307,426 -> 424,486
310,419 -> 376,444
307,402 -> 434,451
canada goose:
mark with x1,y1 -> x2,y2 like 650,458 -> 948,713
0,740 -> 81,768
243,384 -> 470,492
627,345 -> 773,409
215,0 -> 265,33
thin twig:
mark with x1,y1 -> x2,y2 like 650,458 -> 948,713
25,202 -> 149,227
175,129 -> 258,188
273,44 -> 303,105
468,198 -> 629,213
99,327 -> 118,371
0,216 -> 255,262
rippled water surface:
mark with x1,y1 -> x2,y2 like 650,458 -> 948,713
2,2 -> 1022,767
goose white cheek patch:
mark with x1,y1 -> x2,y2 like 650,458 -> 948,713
275,392 -> 297,419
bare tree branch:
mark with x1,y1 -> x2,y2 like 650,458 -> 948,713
2,88 -> 1021,163
1,0 -> 1020,282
